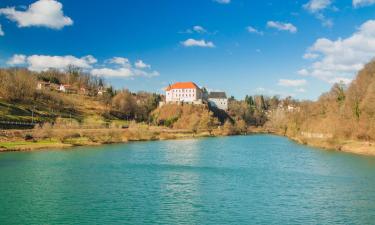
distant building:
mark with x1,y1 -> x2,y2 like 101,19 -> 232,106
208,92 -> 228,111
97,87 -> 107,96
37,82 -> 51,90
165,82 -> 203,104
58,84 -> 67,92
58,84 -> 76,93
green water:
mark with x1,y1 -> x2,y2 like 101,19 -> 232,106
0,135 -> 375,224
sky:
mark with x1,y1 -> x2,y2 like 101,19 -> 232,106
1,0 -> 375,100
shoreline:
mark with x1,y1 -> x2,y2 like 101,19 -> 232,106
0,127 -> 229,152
1,128 -> 374,157
288,135 -> 375,157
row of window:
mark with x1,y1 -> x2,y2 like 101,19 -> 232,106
172,94 -> 194,97
171,89 -> 195,93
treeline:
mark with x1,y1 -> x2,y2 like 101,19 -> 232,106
227,95 -> 294,127
110,90 -> 161,122
0,67 -> 109,102
266,60 -> 375,141
0,68 -> 162,123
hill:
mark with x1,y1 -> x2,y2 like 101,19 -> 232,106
265,60 -> 375,154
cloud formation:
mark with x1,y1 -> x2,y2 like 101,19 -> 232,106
181,38 -> 215,48
213,0 -> 231,4
300,20 -> 375,84
7,54 -> 27,65
267,21 -> 297,33
0,0 -> 73,29
108,57 -> 130,66
92,57 -> 159,78
353,0 -> 375,7
0,24 -> 4,36
91,68 -> 133,77
180,25 -> 212,34
304,0 -> 332,13
6,54 -> 159,78
28,55 -> 96,71
303,52 -> 319,59
303,0 -> 333,28
135,60 -> 151,69
193,25 -> 207,33
278,79 -> 307,87
246,26 -> 264,35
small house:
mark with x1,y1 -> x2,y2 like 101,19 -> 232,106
59,84 -> 77,94
208,92 -> 228,111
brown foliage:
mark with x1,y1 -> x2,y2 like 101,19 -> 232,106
267,60 -> 375,141
0,69 -> 37,102
152,104 -> 220,132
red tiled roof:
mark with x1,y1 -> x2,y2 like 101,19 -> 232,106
165,82 -> 199,91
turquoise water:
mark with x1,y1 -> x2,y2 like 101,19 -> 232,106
0,135 -> 375,224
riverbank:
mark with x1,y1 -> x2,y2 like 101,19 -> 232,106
288,135 -> 375,156
1,126 -> 375,157
0,125 -> 229,152
250,128 -> 375,156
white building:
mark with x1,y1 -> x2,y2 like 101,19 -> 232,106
58,84 -> 67,92
165,82 -> 203,104
208,92 -> 228,111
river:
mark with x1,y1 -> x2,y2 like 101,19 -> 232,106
0,135 -> 375,224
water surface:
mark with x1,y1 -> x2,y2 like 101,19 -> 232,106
1,135 -> 375,224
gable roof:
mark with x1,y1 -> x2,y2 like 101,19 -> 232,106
165,82 -> 200,91
208,92 -> 227,99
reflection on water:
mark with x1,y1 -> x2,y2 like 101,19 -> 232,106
0,135 -> 375,224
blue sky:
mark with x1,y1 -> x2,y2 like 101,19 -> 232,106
1,0 -> 375,100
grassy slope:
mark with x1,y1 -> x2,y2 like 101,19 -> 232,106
0,93 -> 109,123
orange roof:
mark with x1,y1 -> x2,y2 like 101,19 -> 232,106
165,82 -> 199,91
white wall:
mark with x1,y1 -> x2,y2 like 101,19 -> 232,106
166,88 -> 202,103
208,98 -> 228,111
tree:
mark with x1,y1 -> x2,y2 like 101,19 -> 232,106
223,120 -> 236,135
111,90 -> 137,119
67,65 -> 81,84
235,119 -> 247,134
0,69 -> 36,102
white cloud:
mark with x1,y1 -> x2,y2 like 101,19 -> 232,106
92,57 -> 159,78
108,57 -> 130,67
0,0 -> 73,29
7,54 -> 159,78
297,69 -> 309,76
213,0 -> 231,4
353,0 -> 375,7
91,68 -> 133,78
301,20 -> 375,84
135,60 -> 151,69
303,0 -> 332,13
315,13 -> 334,28
26,55 -> 96,71
254,87 -> 295,98
278,79 -> 307,87
267,21 -> 297,33
193,25 -> 207,33
7,54 -> 27,65
0,24 -> 4,36
303,0 -> 334,28
7,54 -> 96,71
329,77 -> 352,85
180,25 -> 211,34
246,26 -> 264,35
303,52 -> 319,59
181,38 -> 215,48
296,88 -> 306,93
